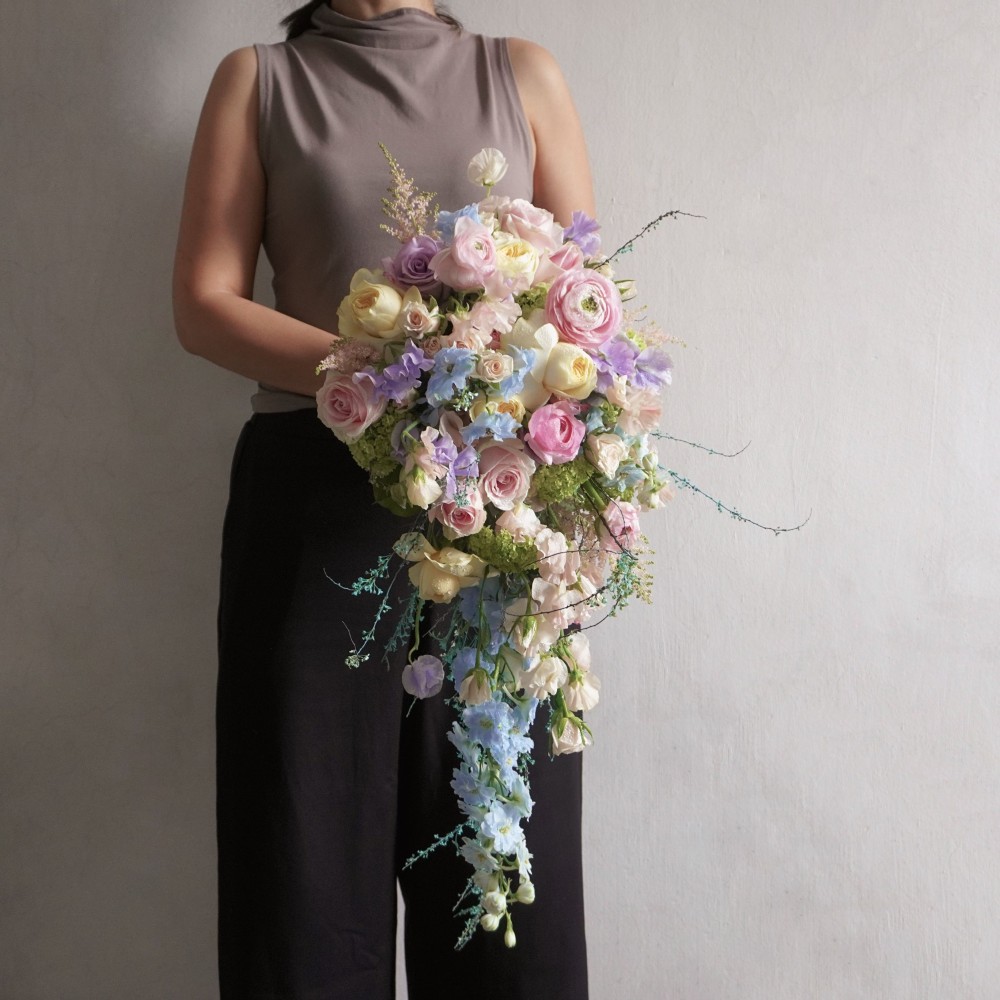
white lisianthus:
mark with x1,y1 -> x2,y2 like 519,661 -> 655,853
541,342 -> 598,400
468,147 -> 509,188
480,913 -> 502,932
585,432 -> 630,479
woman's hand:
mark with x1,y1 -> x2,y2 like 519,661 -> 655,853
172,47 -> 331,397
506,39 -> 596,227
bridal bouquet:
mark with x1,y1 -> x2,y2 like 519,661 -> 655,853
316,146 -> 675,947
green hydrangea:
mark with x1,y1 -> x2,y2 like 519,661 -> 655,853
515,284 -> 550,314
465,526 -> 538,574
347,408 -> 405,478
532,456 -> 595,503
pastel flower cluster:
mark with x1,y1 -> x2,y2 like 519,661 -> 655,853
317,148 -> 675,947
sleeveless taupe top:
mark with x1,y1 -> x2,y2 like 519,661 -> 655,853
251,4 -> 535,412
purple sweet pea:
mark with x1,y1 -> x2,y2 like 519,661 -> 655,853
595,336 -> 638,392
633,347 -> 673,391
562,210 -> 602,257
370,340 -> 434,404
382,235 -> 444,298
402,654 -> 445,699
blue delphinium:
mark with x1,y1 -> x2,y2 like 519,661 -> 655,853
427,347 -> 478,407
436,204 -> 481,243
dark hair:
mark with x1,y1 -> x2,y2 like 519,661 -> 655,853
281,2 -> 462,40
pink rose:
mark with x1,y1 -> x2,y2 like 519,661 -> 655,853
599,499 -> 641,552
316,371 -> 387,444
525,400 -> 587,465
533,241 -> 585,284
478,442 -> 536,511
545,268 -> 623,351
430,216 -> 498,291
428,489 -> 487,540
498,198 -> 564,252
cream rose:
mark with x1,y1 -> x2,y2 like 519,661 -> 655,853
405,541 -> 489,603
585,432 -> 629,479
493,234 -> 540,292
336,268 -> 405,345
476,350 -> 514,383
541,342 -> 598,400
399,286 -> 441,338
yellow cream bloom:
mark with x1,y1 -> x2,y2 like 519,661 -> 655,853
541,342 -> 598,400
336,267 -> 405,344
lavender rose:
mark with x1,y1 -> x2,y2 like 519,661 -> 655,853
382,235 -> 444,298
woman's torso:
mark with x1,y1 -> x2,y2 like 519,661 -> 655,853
252,4 -> 535,413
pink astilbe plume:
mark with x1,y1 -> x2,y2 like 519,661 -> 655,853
378,143 -> 439,243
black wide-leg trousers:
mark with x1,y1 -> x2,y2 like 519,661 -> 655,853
216,410 -> 589,1000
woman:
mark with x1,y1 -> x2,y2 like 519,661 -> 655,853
173,2 -> 595,997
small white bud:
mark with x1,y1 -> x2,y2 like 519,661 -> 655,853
480,912 -> 501,932
504,923 -> 517,948
514,880 -> 535,905
483,890 -> 507,916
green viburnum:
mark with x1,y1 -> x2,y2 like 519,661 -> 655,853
532,456 -> 595,504
465,526 -> 538,574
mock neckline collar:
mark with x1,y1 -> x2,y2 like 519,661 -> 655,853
307,5 -> 456,48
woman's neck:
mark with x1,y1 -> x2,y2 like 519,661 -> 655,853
327,1 -> 437,19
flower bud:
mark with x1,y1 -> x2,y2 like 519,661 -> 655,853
480,912 -> 501,932
514,880 -> 535,905
504,922 -> 517,948
483,890 -> 507,916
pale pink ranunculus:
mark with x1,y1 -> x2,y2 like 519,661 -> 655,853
498,198 -> 564,253
316,371 -> 387,444
525,400 -> 587,466
431,217 -> 498,291
533,241 -> 585,284
599,499 -> 641,552
533,528 -> 581,586
617,386 -> 663,435
495,503 -> 543,542
478,442 -> 536,511
428,490 -> 487,540
546,268 -> 623,351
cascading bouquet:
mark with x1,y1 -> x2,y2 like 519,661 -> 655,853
316,145 -> 677,948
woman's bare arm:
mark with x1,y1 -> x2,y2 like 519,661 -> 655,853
172,47 -> 330,396
506,38 -> 596,226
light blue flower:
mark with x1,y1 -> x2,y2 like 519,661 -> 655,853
436,204 -> 481,243
426,347 -> 477,407
482,801 -> 524,855
460,411 -> 520,445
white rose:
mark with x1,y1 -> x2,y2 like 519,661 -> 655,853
468,147 -> 509,187
399,286 -> 441,337
585,433 -> 629,479
550,715 -> 593,756
541,342 -> 598,400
